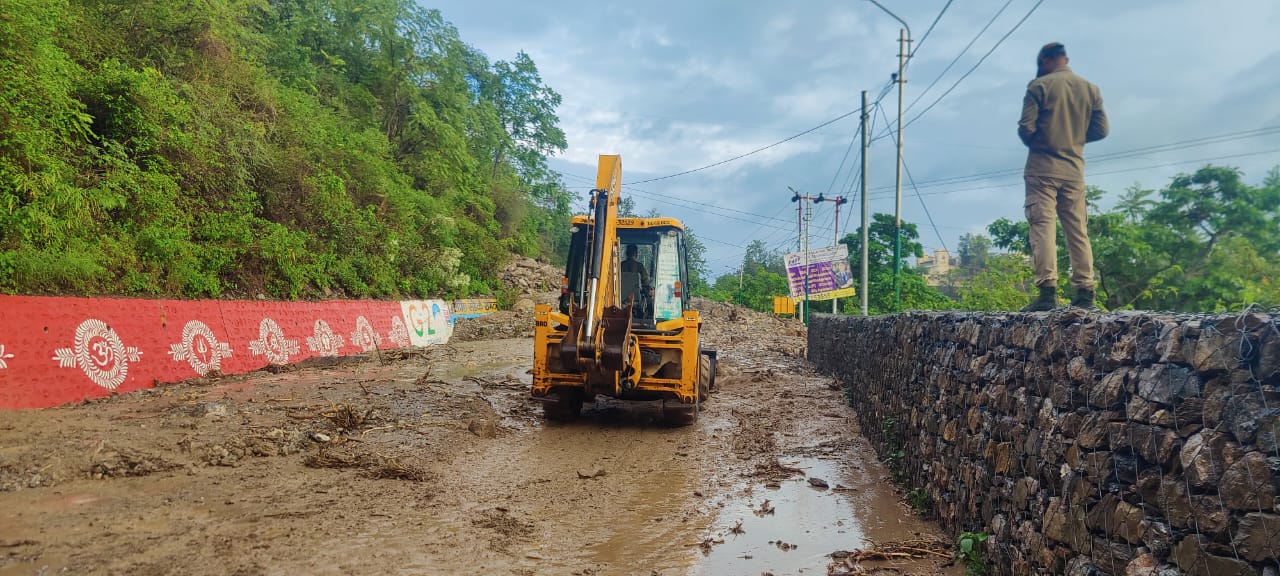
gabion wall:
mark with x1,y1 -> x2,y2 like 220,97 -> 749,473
809,310 -> 1280,575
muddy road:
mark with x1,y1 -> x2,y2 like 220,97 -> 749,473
0,300 -> 954,575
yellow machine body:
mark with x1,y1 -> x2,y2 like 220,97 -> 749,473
531,154 -> 714,424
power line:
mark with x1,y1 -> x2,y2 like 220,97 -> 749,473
626,188 -> 793,232
900,0 -> 1045,131
625,110 -> 860,185
557,170 -> 793,230
878,104 -> 947,252
869,146 -> 1280,201
823,122 -> 865,196
908,0 -> 1014,118
904,158 -> 948,252
908,0 -> 955,60
866,124 -> 1280,195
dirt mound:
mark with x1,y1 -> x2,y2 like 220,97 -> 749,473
693,297 -> 807,362
453,256 -> 560,342
497,257 -> 562,305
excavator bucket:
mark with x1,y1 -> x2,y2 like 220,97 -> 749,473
598,303 -> 633,373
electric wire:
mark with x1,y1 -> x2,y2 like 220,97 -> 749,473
899,0 -> 1045,132
908,0 -> 955,61
866,125 -> 1280,195
624,110 -> 860,185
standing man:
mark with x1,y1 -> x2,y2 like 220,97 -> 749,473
1018,42 -> 1108,311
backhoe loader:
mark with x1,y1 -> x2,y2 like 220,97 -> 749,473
532,154 -> 716,426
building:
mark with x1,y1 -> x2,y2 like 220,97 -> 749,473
916,248 -> 957,288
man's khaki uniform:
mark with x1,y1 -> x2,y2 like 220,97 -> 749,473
1018,66 -> 1108,289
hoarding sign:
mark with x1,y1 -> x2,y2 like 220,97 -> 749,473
784,245 -> 856,301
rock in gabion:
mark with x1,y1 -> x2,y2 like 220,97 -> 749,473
809,309 -> 1280,575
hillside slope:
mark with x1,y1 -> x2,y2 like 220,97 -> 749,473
0,0 -> 572,300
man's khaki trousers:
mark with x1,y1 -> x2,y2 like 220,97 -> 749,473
1024,175 -> 1095,290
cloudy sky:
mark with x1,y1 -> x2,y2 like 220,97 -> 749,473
435,0 -> 1280,277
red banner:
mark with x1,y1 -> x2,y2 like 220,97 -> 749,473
0,296 -> 450,409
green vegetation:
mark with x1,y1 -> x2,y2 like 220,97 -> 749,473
0,0 -> 574,299
985,165 -> 1280,312
906,487 -> 931,517
702,240 -> 790,311
704,165 -> 1278,315
840,213 -> 952,314
956,531 -> 990,576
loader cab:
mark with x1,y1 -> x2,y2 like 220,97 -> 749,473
559,218 -> 691,331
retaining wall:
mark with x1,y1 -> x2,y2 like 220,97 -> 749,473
809,310 -> 1280,575
0,296 -> 496,409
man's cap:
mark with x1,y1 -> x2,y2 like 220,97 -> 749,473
1038,42 -> 1067,61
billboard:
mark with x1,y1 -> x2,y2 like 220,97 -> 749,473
784,244 -> 856,301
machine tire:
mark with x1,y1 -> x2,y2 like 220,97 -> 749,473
663,400 -> 697,427
697,354 -> 714,402
543,389 -> 583,421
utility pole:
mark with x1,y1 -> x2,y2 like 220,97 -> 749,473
814,194 -> 847,313
893,27 -> 909,313
790,187 -> 822,324
804,202 -> 812,324
860,89 -> 870,316
867,0 -> 910,313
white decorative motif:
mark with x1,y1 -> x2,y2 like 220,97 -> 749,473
168,320 -> 232,376
0,344 -> 13,369
350,316 -> 382,352
387,316 -> 410,348
51,319 -> 142,390
248,318 -> 299,365
306,319 -> 345,357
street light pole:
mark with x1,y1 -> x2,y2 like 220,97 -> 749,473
866,0 -> 911,313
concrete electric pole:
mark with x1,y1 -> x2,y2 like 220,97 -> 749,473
860,89 -> 870,316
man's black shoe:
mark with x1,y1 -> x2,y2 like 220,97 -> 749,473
1071,289 -> 1098,310
1021,286 -> 1057,312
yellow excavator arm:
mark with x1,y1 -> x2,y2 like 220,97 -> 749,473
558,154 -> 638,381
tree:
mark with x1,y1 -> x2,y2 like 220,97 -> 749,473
1095,165 -> 1280,311
618,196 -> 639,217
955,255 -> 1035,311
484,51 -> 567,179
709,267 -> 789,313
683,225 -> 709,294
0,0 -> 577,300
957,233 -> 992,275
981,165 -> 1280,312
742,240 -> 785,275
840,213 -> 951,314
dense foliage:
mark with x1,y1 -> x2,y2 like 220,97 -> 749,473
986,165 -> 1280,312
0,0 -> 574,299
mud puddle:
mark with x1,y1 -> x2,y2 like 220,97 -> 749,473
695,457 -> 953,576
696,458 -> 862,575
